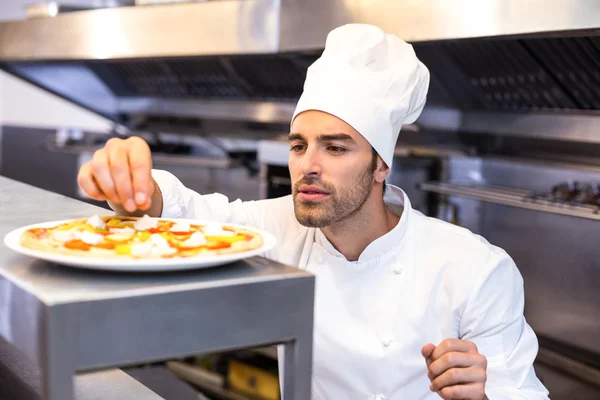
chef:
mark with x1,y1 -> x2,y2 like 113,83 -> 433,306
78,24 -> 550,399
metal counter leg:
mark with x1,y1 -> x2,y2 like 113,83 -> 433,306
40,363 -> 73,400
39,307 -> 75,400
281,338 -> 313,400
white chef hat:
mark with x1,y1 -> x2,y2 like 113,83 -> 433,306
291,23 -> 430,168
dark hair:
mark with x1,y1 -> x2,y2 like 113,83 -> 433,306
371,147 -> 387,195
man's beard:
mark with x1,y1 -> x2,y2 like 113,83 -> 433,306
292,164 -> 375,228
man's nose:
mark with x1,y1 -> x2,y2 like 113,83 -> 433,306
300,147 -> 322,177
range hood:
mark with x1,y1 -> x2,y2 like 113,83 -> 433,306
2,0 -> 600,140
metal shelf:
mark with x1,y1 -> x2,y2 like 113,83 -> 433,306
536,347 -> 600,390
45,141 -> 232,169
419,182 -> 600,221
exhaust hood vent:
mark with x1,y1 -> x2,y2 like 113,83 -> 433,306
2,0 -> 600,131
108,59 -> 249,99
5,33 -> 600,130
414,36 -> 600,112
523,37 -> 600,110
90,54 -> 319,102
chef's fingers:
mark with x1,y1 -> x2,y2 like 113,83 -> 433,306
138,197 -> 152,211
429,367 -> 486,393
421,343 -> 435,359
435,382 -> 484,400
77,162 -> 106,201
431,339 -> 478,361
90,149 -> 121,204
136,181 -> 153,211
126,136 -> 153,206
427,352 -> 486,380
106,138 -> 136,212
421,343 -> 436,367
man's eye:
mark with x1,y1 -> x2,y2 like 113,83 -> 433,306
290,144 -> 305,152
328,146 -> 346,154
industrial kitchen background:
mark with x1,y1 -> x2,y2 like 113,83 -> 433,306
1,0 -> 599,399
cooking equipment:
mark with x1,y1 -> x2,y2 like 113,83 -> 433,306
0,0 -> 599,137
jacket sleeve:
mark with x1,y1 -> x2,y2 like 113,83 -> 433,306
459,246 -> 550,400
151,169 -> 294,237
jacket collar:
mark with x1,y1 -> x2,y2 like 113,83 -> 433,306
315,184 -> 412,264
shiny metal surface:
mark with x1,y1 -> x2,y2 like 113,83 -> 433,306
355,0 -> 600,42
419,182 -> 600,221
151,154 -> 230,169
461,111 -> 600,143
0,176 -> 314,400
479,157 -> 600,193
278,0 -> 354,51
2,0 -> 600,61
114,98 -> 438,129
3,0 -> 600,131
119,98 -> 297,125
149,159 -> 261,202
9,63 -> 119,118
442,156 -> 600,357
120,97 -> 434,133
534,361 -> 600,400
482,203 -> 600,355
417,108 -> 462,132
536,347 -> 600,389
1,335 -> 165,400
0,0 -> 279,61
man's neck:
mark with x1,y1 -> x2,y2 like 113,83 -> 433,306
321,191 -> 401,261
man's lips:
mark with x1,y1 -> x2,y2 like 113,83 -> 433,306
299,185 -> 329,194
297,185 -> 330,201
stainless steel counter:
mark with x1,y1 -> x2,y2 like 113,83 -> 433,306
0,176 -> 314,400
1,334 -> 165,400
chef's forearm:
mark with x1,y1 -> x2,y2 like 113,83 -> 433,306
108,178 -> 163,217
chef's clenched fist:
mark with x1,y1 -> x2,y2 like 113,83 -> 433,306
77,137 -> 162,216
422,339 -> 488,400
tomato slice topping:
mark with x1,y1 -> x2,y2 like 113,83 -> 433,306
206,241 -> 230,250
30,228 -> 49,238
64,240 -> 90,251
94,242 -> 115,250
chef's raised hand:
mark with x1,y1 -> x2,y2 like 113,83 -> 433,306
77,136 -> 162,216
421,339 -> 488,400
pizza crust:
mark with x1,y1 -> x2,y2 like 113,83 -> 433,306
212,234 -> 264,255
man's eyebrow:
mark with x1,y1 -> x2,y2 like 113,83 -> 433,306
288,133 -> 304,142
318,133 -> 355,142
288,133 -> 356,143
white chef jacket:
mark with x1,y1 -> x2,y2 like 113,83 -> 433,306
153,170 -> 550,400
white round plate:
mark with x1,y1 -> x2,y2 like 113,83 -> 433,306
3,218 -> 277,272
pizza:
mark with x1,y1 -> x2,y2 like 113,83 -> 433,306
19,215 -> 264,259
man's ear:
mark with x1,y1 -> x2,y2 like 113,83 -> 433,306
374,156 -> 390,184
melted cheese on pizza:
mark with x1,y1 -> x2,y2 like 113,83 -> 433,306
26,214 -> 257,258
